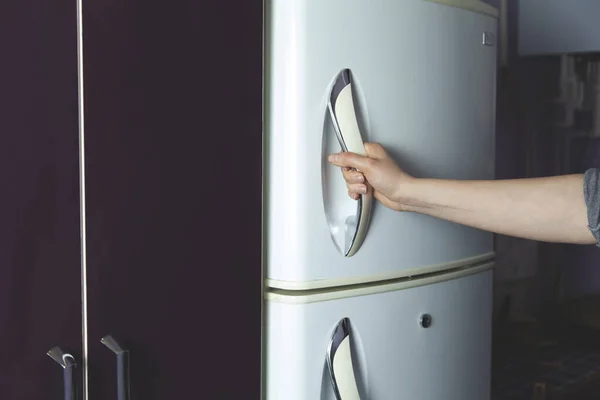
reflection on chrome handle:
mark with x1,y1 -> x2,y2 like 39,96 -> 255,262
101,335 -> 131,400
47,346 -> 77,400
326,69 -> 372,257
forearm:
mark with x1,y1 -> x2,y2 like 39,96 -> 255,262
401,174 -> 596,244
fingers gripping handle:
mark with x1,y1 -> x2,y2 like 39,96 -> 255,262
327,69 -> 373,257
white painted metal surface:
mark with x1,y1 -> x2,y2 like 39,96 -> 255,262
264,269 -> 493,400
264,0 -> 498,289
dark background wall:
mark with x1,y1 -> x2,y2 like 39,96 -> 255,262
482,0 -> 600,318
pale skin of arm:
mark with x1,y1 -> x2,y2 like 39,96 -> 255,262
328,142 -> 596,245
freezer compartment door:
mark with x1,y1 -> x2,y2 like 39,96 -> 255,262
263,268 -> 493,400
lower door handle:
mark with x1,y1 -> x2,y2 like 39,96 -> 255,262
326,318 -> 361,400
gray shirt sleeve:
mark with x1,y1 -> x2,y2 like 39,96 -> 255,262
584,168 -> 600,245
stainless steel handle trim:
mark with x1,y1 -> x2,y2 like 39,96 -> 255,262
47,346 -> 77,400
327,69 -> 373,257
101,335 -> 131,400
326,318 -> 361,400
328,69 -> 353,153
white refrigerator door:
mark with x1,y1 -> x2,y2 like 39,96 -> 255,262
264,0 -> 498,289
264,267 -> 493,400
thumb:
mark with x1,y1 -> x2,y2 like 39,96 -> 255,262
328,152 -> 373,172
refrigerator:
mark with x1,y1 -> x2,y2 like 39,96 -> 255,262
263,0 -> 498,398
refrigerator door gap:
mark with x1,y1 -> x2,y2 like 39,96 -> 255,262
265,262 -> 494,304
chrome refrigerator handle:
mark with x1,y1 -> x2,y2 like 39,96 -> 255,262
101,335 -> 131,400
327,69 -> 373,257
326,318 -> 361,400
47,347 -> 78,400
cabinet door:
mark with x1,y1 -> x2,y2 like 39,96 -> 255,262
0,0 -> 82,398
84,1 -> 262,398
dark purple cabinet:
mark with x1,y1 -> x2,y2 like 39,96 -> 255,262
2,0 -> 262,398
84,1 -> 263,399
0,0 -> 82,398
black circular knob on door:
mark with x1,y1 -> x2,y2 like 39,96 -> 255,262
420,314 -> 432,328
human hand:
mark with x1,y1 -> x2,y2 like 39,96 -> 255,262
327,142 -> 413,211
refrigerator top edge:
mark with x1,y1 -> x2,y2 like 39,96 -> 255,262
423,0 -> 499,19
262,0 -> 499,19
264,262 -> 494,305
265,252 -> 495,291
